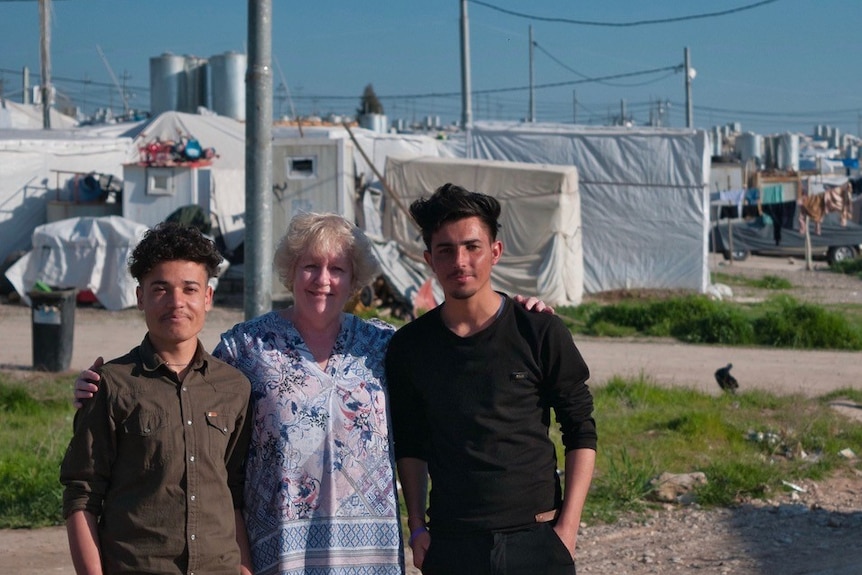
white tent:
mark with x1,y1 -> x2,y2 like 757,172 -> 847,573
0,98 -> 78,130
383,155 -> 583,306
5,216 -> 149,310
121,111 -> 247,252
466,122 -> 711,294
0,128 -> 135,268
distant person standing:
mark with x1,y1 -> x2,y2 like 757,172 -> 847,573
61,223 -> 253,575
387,183 -> 597,574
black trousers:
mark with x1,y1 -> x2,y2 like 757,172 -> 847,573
421,522 -> 575,575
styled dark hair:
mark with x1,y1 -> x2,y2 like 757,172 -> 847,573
128,222 -> 222,281
409,182 -> 501,250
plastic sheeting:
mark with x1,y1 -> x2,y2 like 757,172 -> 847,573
466,122 -> 711,294
5,216 -> 149,310
0,130 -> 135,268
383,155 -> 583,306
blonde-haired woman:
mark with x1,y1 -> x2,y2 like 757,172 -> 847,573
213,212 -> 403,574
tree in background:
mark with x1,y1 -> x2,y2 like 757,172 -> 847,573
357,84 -> 384,117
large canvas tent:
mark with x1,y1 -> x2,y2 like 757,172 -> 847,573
383,155 -> 583,306
0,128 -> 135,269
465,122 -> 711,294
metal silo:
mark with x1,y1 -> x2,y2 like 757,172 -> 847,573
210,51 -> 246,121
150,53 -> 185,115
359,113 -> 388,133
777,133 -> 799,172
182,55 -> 209,113
829,127 -> 841,150
735,132 -> 762,167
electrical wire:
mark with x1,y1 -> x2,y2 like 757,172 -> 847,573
532,41 -> 680,88
468,0 -> 781,27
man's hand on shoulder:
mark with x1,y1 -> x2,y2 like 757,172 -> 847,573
73,357 -> 104,409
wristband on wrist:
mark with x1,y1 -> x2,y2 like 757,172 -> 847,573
409,525 -> 428,546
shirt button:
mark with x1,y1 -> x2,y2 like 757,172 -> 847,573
190,494 -> 196,501
190,455 -> 195,462
190,534 -> 196,541
187,420 -> 192,425
182,386 -> 187,392
222,427 -> 228,433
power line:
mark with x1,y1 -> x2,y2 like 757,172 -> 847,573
0,67 -> 149,93
690,102 -> 862,119
468,0 -> 781,27
532,41 -> 679,88
287,64 -> 682,103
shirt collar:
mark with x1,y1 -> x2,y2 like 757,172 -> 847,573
140,334 -> 208,375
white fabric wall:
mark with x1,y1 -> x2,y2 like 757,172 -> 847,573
468,122 -> 711,294
0,132 -> 135,267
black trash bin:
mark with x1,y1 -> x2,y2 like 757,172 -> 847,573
28,289 -> 77,372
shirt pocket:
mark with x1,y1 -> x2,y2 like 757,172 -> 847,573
205,410 -> 235,462
120,409 -> 169,469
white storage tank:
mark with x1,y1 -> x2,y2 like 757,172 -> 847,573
210,51 -> 246,121
182,55 -> 208,113
150,53 -> 186,115
777,133 -> 799,172
829,127 -> 841,150
735,132 -> 762,166
359,113 -> 388,133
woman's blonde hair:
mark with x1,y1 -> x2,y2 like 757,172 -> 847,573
274,212 -> 379,293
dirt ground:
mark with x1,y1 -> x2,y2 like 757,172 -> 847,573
1,253 -> 861,574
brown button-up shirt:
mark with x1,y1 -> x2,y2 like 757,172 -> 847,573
61,335 -> 252,575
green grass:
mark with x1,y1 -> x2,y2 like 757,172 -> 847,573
558,294 -> 862,350
0,373 -> 76,528
3,372 -> 861,531
712,272 -> 793,290
830,258 -> 862,278
580,375 -> 862,523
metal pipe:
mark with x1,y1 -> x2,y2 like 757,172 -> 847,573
39,0 -> 51,129
460,0 -> 472,131
244,0 -> 274,319
685,47 -> 693,129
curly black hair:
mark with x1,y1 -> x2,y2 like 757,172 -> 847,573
409,182 -> 501,250
128,222 -> 222,281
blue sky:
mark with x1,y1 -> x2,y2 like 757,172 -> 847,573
1,0 -> 860,137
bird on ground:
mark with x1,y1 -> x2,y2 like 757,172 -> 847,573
714,363 -> 739,394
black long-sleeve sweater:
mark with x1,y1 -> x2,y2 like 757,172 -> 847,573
386,295 -> 596,536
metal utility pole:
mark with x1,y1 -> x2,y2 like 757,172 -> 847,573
528,25 -> 535,122
39,0 -> 51,129
22,67 -> 30,104
460,0 -> 472,131
685,47 -> 694,129
244,0 -> 274,319
572,90 -> 577,124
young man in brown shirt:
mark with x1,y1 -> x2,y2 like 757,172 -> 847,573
60,223 -> 253,575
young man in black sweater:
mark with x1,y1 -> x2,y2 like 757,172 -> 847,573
386,183 -> 597,574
